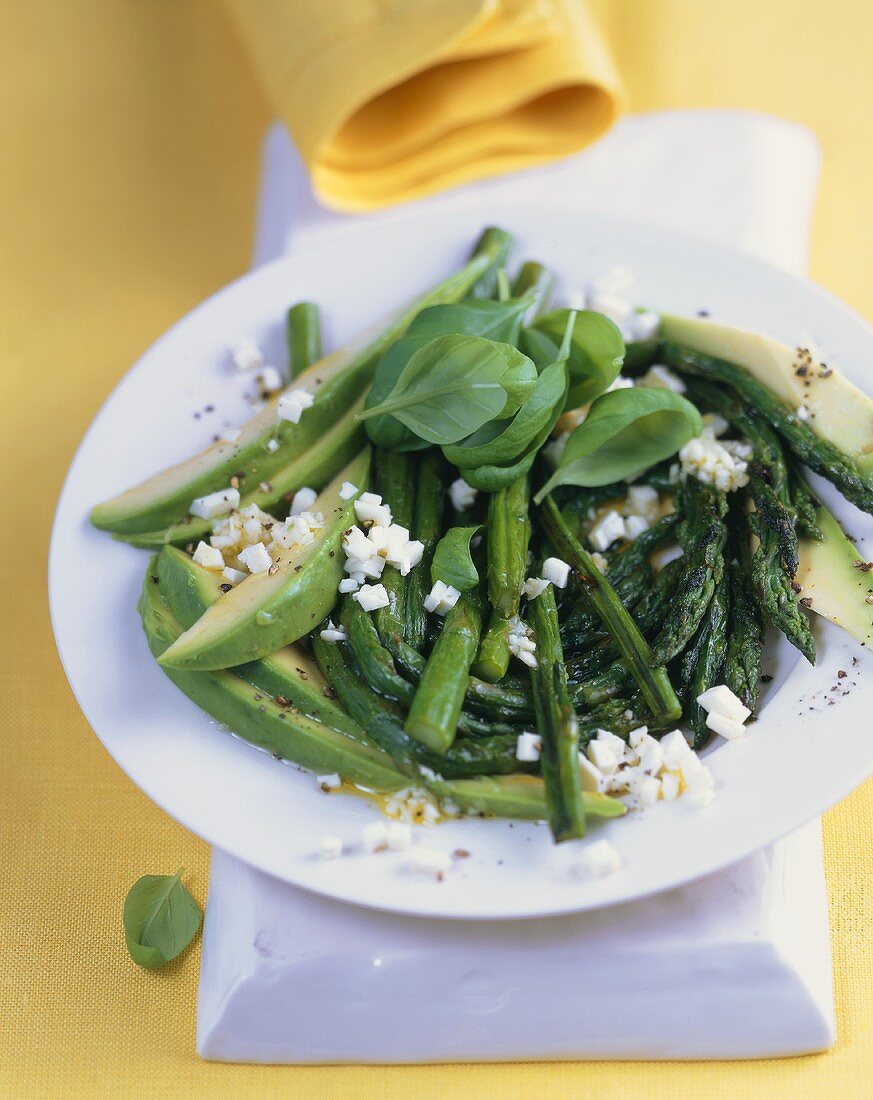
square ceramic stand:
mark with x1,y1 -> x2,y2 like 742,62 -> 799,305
197,111 -> 835,1062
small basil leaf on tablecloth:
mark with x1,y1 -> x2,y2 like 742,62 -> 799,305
123,868 -> 202,969
431,525 -> 482,590
534,387 -> 702,502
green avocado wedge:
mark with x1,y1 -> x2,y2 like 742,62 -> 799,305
158,450 -> 370,670
155,545 -> 364,739
435,774 -> 626,822
119,398 -> 366,549
91,227 -> 513,537
138,562 -> 407,792
795,504 -> 873,647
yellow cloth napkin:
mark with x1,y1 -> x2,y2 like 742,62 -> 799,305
222,0 -> 622,211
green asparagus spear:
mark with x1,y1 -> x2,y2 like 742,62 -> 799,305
528,583 -> 585,841
405,450 -> 446,648
649,478 -> 728,665
661,342 -> 873,514
372,448 -> 416,641
678,568 -> 730,748
474,474 -> 531,681
724,543 -> 764,714
286,301 -> 322,378
788,463 -> 824,541
405,587 -> 484,753
539,495 -> 682,723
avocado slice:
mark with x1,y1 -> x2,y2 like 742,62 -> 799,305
436,774 -> 626,821
139,561 -> 406,792
795,505 -> 873,647
158,449 -> 370,670
155,545 -> 364,739
120,399 -> 365,548
92,235 -> 508,537
659,314 -> 873,473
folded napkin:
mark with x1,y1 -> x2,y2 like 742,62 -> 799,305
222,0 -> 622,211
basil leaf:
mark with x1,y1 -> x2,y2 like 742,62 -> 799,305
362,336 -> 433,451
533,309 -> 625,407
534,387 -> 702,502
406,298 -> 531,345
431,525 -> 482,590
358,334 -> 526,445
443,358 -> 568,468
123,868 -> 202,970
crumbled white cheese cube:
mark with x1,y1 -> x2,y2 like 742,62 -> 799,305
189,486 -> 240,520
397,540 -> 424,576
797,404 -> 810,422
354,492 -> 392,527
354,583 -> 390,612
231,339 -> 263,371
589,510 -> 626,552
679,434 -> 750,493
238,542 -> 273,574
192,540 -> 224,571
628,725 -> 649,749
449,478 -> 478,512
339,481 -> 359,500
338,577 -> 360,594
319,621 -> 347,643
423,580 -> 461,616
362,822 -> 388,853
587,739 -> 619,775
256,365 -> 283,393
523,576 -> 550,600
385,822 -> 413,852
406,848 -> 452,879
696,684 -> 751,724
266,437 -> 280,453
319,834 -> 343,859
542,556 -> 571,588
221,566 -> 247,585
702,413 -> 730,438
623,514 -> 649,540
660,729 -> 693,770
288,486 -> 318,515
640,364 -> 687,393
705,711 -> 746,741
631,309 -> 661,341
343,525 -> 373,562
568,838 -> 623,879
590,551 -> 609,573
660,772 -> 680,802
515,731 -> 542,762
277,388 -> 314,424
317,772 -> 342,792
626,485 -> 659,518
630,773 -> 662,809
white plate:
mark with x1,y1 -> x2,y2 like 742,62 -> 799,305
50,206 -> 873,920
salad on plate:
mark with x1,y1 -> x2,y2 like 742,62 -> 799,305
89,226 -> 873,877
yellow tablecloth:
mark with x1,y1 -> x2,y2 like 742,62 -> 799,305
1,2 -> 870,1096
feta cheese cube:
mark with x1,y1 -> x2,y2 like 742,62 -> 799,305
640,364 -> 687,393
705,711 -> 746,741
423,580 -> 461,616
542,557 -> 571,588
343,525 -> 373,562
696,684 -> 751,724
797,404 -> 810,421
577,752 -> 604,793
628,725 -> 649,749
627,484 -> 659,517
354,492 -> 392,527
221,566 -> 247,585
406,848 -> 452,878
288,486 -> 318,515
623,514 -> 649,540
660,729 -> 693,770
398,540 -> 424,575
362,822 -> 388,853
590,551 -> 609,573
277,388 -> 314,424
338,577 -> 360,594
256,365 -> 283,393
586,739 -> 619,775
660,772 -> 680,802
319,621 -> 347,643
230,339 -> 263,371
238,542 -> 273,574
317,773 -> 342,791
515,731 -> 542,762
266,437 -> 280,453
354,583 -> 390,612
319,834 -> 343,859
522,576 -> 550,600
189,487 -> 240,520
568,838 -> 623,879
449,478 -> 478,512
631,774 -> 662,808
588,510 -> 626,551
339,481 -> 359,500
192,541 -> 224,570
